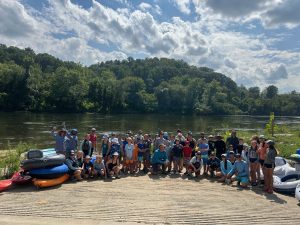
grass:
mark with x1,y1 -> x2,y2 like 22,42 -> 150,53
0,143 -> 32,179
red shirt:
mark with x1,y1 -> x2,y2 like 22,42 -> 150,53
89,134 -> 97,144
183,146 -> 192,158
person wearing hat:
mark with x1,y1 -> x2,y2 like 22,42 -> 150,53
227,153 -> 249,188
80,134 -> 93,158
154,131 -> 169,151
228,151 -> 236,165
214,134 -> 226,160
188,151 -> 203,177
171,139 -> 183,174
123,137 -> 135,174
151,143 -> 168,175
107,137 -> 121,158
263,140 -> 277,194
241,143 -> 249,163
198,138 -> 209,176
106,152 -> 121,179
83,155 -> 94,179
93,155 -> 107,179
51,126 -> 68,155
216,153 -> 233,183
89,128 -> 97,157
66,128 -> 78,157
65,150 -> 83,181
207,152 -> 221,178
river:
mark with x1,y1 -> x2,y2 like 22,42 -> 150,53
0,112 -> 300,149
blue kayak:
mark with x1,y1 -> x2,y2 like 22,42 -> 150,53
29,164 -> 69,179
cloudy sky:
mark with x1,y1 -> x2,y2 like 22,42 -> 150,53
1,0 -> 300,92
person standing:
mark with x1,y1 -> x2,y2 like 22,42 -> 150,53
51,127 -> 68,155
214,134 -> 226,160
80,134 -> 92,158
89,128 -> 97,157
264,140 -> 277,194
226,130 -> 239,153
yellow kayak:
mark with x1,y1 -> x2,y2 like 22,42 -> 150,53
33,174 -> 69,188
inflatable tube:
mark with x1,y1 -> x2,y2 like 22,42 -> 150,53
290,154 -> 300,163
33,174 -> 69,189
295,184 -> 300,201
0,179 -> 12,192
11,171 -> 32,185
21,154 -> 65,170
275,157 -> 286,167
29,164 -> 69,179
273,174 -> 300,194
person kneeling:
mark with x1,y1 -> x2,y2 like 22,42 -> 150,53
151,144 -> 168,175
207,152 -> 221,178
106,152 -> 121,179
83,155 -> 94,179
216,154 -> 233,183
65,150 -> 83,181
227,153 -> 249,188
188,151 -> 203,178
93,155 -> 107,179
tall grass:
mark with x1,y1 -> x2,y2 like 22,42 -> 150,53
0,142 -> 31,179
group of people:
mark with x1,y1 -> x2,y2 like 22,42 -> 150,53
51,127 -> 278,194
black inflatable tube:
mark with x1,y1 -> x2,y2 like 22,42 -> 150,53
21,154 -> 65,170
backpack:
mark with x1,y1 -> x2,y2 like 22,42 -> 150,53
82,140 -> 90,151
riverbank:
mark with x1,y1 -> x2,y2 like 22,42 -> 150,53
0,175 -> 299,225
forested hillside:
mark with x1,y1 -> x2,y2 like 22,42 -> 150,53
0,44 -> 299,115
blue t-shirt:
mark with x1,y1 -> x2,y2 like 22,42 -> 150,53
199,143 -> 209,158
138,143 -> 144,157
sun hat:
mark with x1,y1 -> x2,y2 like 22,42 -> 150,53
111,138 -> 119,144
259,135 -> 266,139
208,135 -> 214,138
70,150 -> 75,155
235,153 -> 241,157
85,155 -> 91,159
103,134 -> 108,139
91,128 -> 96,131
221,154 -> 226,157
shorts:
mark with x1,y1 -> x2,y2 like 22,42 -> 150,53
264,163 -> 275,169
138,156 -> 143,162
188,165 -> 200,175
173,156 -> 181,163
143,151 -> 151,161
259,159 -> 265,166
249,158 -> 258,163
125,159 -> 134,165
209,165 -> 219,171
183,157 -> 191,165
236,176 -> 249,184
202,158 -> 208,165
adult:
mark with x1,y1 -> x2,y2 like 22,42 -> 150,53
217,154 -> 233,183
248,140 -> 259,186
106,152 -> 121,179
227,153 -> 249,188
89,128 -> 97,157
207,135 -> 215,156
80,134 -> 92,158
65,150 -> 83,181
151,144 -> 168,175
263,140 -> 277,194
257,135 -> 267,183
142,134 -> 152,173
51,127 -> 68,155
226,130 -> 239,153
154,131 -> 169,150
207,152 -> 221,178
66,129 -> 78,157
188,151 -> 203,177
214,134 -> 226,160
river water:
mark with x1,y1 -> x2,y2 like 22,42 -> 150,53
0,112 -> 300,149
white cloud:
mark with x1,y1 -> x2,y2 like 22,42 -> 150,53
173,0 -> 191,15
0,0 -> 299,92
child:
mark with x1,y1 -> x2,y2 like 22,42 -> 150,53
183,141 -> 192,175
199,138 -> 209,175
137,138 -> 145,172
166,134 -> 175,173
264,140 -> 277,194
89,128 -> 97,157
171,139 -> 183,174
106,152 -> 120,179
207,152 -> 221,178
227,153 -> 249,188
237,138 -> 244,154
99,134 -> 109,161
76,150 -> 84,168
249,140 -> 259,186
83,155 -> 94,179
93,155 -> 106,179
124,137 -> 135,174
217,154 -> 233,183
188,151 -> 203,178
142,134 -> 152,173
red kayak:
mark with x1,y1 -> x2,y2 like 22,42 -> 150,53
0,179 -> 12,192
11,171 -> 32,185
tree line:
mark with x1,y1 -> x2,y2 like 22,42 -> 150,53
0,44 -> 299,115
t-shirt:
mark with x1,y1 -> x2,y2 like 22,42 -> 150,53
143,140 -> 151,150
207,158 -> 221,168
125,143 -> 134,160
83,161 -> 93,170
137,143 -> 144,157
89,134 -> 97,145
249,147 -> 258,160
172,144 -> 183,158
199,143 -> 209,159
183,146 -> 192,158
94,160 -> 105,171
189,156 -> 203,169
237,144 -> 244,154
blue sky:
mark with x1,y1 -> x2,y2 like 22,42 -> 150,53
1,0 -> 300,92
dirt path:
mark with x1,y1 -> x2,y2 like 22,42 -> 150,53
0,174 -> 299,224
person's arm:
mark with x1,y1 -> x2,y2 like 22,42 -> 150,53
65,159 -> 79,171
51,130 -> 57,138
220,162 -> 226,175
227,163 -> 236,178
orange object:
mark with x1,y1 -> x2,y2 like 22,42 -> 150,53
33,174 -> 69,188
133,144 -> 138,161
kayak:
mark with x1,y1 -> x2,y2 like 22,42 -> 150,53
21,154 -> 65,170
11,171 -> 32,185
33,174 -> 69,189
0,179 -> 12,192
29,164 -> 69,179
